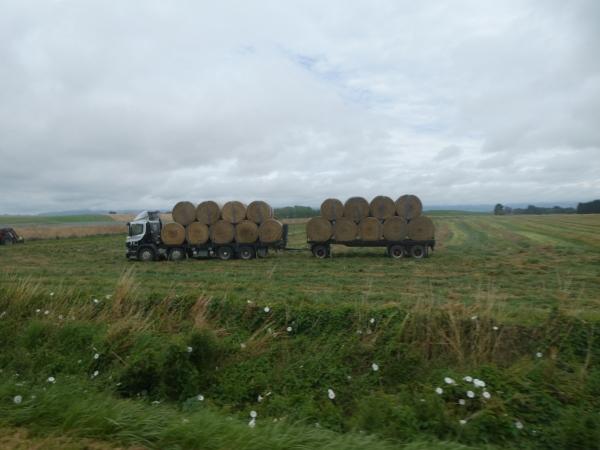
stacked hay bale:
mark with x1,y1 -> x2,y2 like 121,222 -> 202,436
306,194 -> 434,242
166,200 -> 283,246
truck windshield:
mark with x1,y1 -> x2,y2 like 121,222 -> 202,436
129,223 -> 144,236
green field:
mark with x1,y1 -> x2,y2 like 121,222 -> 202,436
0,214 -> 116,226
1,214 -> 599,449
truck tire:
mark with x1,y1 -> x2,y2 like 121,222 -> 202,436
138,246 -> 155,262
217,246 -> 234,260
312,244 -> 329,259
388,245 -> 404,259
169,247 -> 186,261
410,245 -> 426,259
239,246 -> 255,260
257,247 -> 268,258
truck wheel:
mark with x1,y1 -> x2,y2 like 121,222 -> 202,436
257,247 -> 268,258
388,245 -> 404,259
410,245 -> 426,259
312,244 -> 329,259
169,248 -> 186,261
138,247 -> 155,262
1,237 -> 13,245
239,246 -> 255,260
217,246 -> 233,260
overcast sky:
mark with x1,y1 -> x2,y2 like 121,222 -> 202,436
1,0 -> 599,213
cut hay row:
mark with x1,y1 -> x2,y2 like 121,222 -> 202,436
307,195 -> 434,242
165,200 -> 282,246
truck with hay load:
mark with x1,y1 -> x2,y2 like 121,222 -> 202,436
126,200 -> 288,261
306,194 -> 435,258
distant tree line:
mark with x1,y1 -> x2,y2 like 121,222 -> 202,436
494,200 -> 600,215
274,205 -> 320,219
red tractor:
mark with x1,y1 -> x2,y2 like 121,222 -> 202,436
0,228 -> 24,245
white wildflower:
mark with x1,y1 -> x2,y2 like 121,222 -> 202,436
463,376 -> 473,382
258,395 -> 263,402
13,395 -> 22,404
93,298 -> 99,304
240,343 -> 246,349
473,379 -> 486,388
471,315 -> 477,320
493,326 -> 499,331
459,419 -> 467,425
44,310 -> 49,315
458,399 -> 466,405
286,326 -> 292,332
91,370 -> 99,378
105,294 -> 112,299
250,410 -> 257,418
264,306 -> 270,313
369,318 -> 375,324
58,315 -> 63,320
515,420 -> 524,430
197,394 -> 204,401
372,363 -> 379,372
36,309 -> 41,313
47,376 -> 56,384
444,377 -> 455,385
435,387 -> 443,395
466,390 -> 475,398
536,352 -> 543,358
327,389 -> 336,400
186,346 -> 193,353
248,418 -> 256,428
94,353 -> 100,360
482,391 -> 491,400
49,292 -> 54,296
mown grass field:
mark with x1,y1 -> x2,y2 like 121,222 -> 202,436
1,214 -> 600,449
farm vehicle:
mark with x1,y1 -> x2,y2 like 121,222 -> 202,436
0,228 -> 24,245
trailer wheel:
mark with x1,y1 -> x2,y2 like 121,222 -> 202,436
388,245 -> 404,259
169,248 -> 186,261
312,244 -> 329,259
410,245 -> 426,259
138,246 -> 155,262
239,246 -> 255,260
257,247 -> 268,258
217,246 -> 234,260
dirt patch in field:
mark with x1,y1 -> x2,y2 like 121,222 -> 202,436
0,428 -> 146,450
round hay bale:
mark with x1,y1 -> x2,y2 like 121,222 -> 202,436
383,216 -> 408,241
196,201 -> 221,225
320,198 -> 344,221
259,218 -> 283,243
343,197 -> 370,223
306,217 -> 332,242
210,220 -> 234,244
172,201 -> 196,226
395,194 -> 423,220
161,222 -> 185,245
333,217 -> 358,242
221,201 -> 247,224
407,216 -> 435,240
235,220 -> 259,243
186,222 -> 209,245
246,201 -> 273,224
369,196 -> 396,220
359,217 -> 382,241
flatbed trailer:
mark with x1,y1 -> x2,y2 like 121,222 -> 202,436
308,238 -> 435,259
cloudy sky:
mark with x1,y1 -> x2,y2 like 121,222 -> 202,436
1,0 -> 599,213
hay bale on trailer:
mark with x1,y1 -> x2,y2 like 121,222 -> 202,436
172,201 -> 196,226
343,197 -> 370,223
333,217 -> 358,241
369,195 -> 396,220
246,201 -> 273,224
359,217 -> 382,241
320,198 -> 344,221
395,194 -> 423,220
186,222 -> 209,245
161,222 -> 186,245
210,220 -> 235,244
196,201 -> 221,225
407,216 -> 435,240
221,201 -> 247,224
306,217 -> 332,242
382,216 -> 408,241
235,220 -> 259,243
259,218 -> 284,243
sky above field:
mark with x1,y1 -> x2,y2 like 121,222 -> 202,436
1,0 -> 599,213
